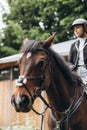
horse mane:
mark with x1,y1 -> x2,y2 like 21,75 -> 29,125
49,48 -> 82,87
20,39 -> 82,87
20,40 -> 44,53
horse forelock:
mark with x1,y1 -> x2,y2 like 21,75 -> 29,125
20,40 -> 44,53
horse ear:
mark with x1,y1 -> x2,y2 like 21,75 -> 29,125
44,32 -> 56,48
23,36 -> 29,45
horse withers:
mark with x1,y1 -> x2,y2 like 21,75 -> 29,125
11,33 -> 87,130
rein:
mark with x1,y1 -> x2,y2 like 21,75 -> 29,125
17,48 -> 85,130
54,89 -> 85,130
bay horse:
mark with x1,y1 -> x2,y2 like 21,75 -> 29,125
11,33 -> 87,130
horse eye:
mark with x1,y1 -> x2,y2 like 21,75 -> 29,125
37,61 -> 44,68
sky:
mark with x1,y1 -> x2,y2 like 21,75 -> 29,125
0,0 -> 9,31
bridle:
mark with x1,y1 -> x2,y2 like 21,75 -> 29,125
16,48 -> 85,130
17,48 -> 51,103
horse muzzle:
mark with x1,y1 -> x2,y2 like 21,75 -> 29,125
11,94 -> 32,112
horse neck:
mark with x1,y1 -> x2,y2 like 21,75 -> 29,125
46,62 -> 75,113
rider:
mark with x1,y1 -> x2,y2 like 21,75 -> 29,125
68,18 -> 87,86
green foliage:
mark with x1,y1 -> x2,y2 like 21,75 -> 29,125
0,0 -> 87,58
27,27 -> 50,40
0,46 -> 18,58
3,20 -> 24,49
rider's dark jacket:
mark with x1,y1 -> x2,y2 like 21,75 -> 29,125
68,39 -> 87,70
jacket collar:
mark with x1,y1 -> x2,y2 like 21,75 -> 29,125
75,38 -> 87,50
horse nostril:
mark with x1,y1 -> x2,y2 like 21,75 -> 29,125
21,95 -> 30,106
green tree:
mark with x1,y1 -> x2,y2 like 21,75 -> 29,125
0,0 -> 87,58
0,20 -> 24,58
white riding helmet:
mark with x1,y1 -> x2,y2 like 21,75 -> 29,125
71,18 -> 87,28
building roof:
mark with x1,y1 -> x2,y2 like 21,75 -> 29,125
0,39 -> 76,69
0,53 -> 22,69
51,39 -> 76,56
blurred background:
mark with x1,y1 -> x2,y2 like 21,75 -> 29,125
0,0 -> 87,130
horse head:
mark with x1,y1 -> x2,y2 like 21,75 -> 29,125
11,33 -> 56,112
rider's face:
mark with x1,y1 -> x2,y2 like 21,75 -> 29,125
73,25 -> 85,38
